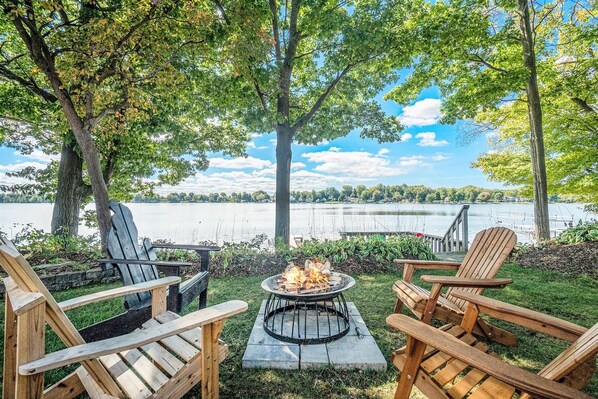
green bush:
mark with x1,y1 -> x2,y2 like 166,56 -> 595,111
3,224 -> 102,265
288,234 -> 436,265
555,221 -> 598,244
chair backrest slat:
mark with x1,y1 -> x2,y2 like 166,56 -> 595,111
0,238 -> 122,396
539,323 -> 598,382
107,201 -> 159,308
446,227 -> 517,309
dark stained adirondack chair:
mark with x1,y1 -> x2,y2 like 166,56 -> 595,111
79,201 -> 220,341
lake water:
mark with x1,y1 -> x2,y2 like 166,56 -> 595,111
0,202 -> 593,244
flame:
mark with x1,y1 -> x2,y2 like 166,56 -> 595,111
280,259 -> 331,292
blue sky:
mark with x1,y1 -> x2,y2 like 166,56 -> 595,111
0,87 -> 506,195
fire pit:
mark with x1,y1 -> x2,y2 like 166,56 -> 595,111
261,260 -> 355,345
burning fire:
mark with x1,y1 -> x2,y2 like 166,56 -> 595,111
280,259 -> 332,292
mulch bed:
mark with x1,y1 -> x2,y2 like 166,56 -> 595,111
511,241 -> 598,278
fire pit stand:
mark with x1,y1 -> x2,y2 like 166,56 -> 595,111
261,273 -> 355,345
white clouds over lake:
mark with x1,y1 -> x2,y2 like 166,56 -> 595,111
399,98 -> 442,127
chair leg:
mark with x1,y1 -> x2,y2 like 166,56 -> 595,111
393,297 -> 404,314
394,336 -> 427,399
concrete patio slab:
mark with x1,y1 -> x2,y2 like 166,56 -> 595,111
242,301 -> 387,371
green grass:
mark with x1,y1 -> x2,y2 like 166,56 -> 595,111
1,264 -> 596,398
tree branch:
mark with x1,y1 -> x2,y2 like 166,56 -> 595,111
570,97 -> 597,113
291,63 -> 353,133
269,0 -> 282,62
0,64 -> 57,102
468,54 -> 509,73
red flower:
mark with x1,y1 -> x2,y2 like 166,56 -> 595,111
415,233 -> 424,238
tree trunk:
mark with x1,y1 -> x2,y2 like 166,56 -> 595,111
275,126 -> 293,246
518,0 -> 550,241
51,141 -> 90,236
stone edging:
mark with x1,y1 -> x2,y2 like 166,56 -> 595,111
0,266 -> 120,294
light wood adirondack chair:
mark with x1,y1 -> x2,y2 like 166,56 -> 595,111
387,291 -> 597,399
1,237 -> 247,399
393,227 -> 518,346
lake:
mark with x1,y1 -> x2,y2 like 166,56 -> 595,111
1,202 -> 593,244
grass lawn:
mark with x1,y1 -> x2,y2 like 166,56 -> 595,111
1,263 -> 596,398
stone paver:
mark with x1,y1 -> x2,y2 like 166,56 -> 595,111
242,301 -> 387,371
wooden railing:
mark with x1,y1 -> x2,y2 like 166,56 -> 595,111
339,205 -> 470,253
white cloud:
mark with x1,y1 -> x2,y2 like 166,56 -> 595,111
291,162 -> 306,169
296,139 -> 330,147
416,132 -> 449,147
302,149 -> 406,178
399,98 -> 442,127
247,141 -> 256,148
432,153 -> 451,161
17,149 -> 60,163
399,156 -> 428,167
400,133 -> 413,141
208,156 -> 272,170
269,138 -> 277,145
0,161 -> 48,172
377,148 -> 390,156
329,147 -> 341,152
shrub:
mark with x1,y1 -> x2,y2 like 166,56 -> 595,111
555,221 -> 598,244
290,234 -> 436,265
3,224 -> 102,265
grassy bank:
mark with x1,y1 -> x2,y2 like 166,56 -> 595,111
0,263 -> 596,398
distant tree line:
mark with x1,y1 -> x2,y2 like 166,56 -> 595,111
2,184 -> 569,204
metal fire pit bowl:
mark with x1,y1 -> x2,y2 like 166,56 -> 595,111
261,272 -> 355,345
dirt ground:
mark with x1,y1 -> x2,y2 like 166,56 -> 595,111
511,241 -> 598,278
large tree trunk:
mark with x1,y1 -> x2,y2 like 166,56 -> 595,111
275,126 -> 293,246
518,0 -> 550,241
51,141 -> 90,236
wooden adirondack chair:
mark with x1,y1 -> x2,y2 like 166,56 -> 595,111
387,291 -> 597,399
1,237 -> 247,399
81,202 -> 221,341
393,227 -> 518,346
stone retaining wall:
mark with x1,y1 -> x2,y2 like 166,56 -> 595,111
0,264 -> 120,294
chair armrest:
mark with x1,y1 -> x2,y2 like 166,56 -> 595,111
57,276 -> 181,311
386,314 -> 593,399
451,291 -> 588,342
152,244 -> 221,252
98,258 -> 193,267
20,300 -> 248,375
393,259 -> 462,270
4,278 -> 46,316
420,276 -> 513,288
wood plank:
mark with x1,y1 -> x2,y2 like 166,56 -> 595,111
58,277 -> 180,311
433,342 -> 489,386
100,353 -> 152,399
155,312 -> 202,348
140,342 -> 184,376
15,301 -> 45,399
19,300 -> 247,374
43,371 -> 86,399
468,376 -> 516,399
76,367 -> 118,399
450,292 -> 588,342
150,356 -> 203,399
151,287 -> 167,318
447,368 -> 487,399
202,320 -> 225,399
4,278 -> 46,315
120,348 -> 169,391
3,294 -> 18,399
142,319 -> 199,360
